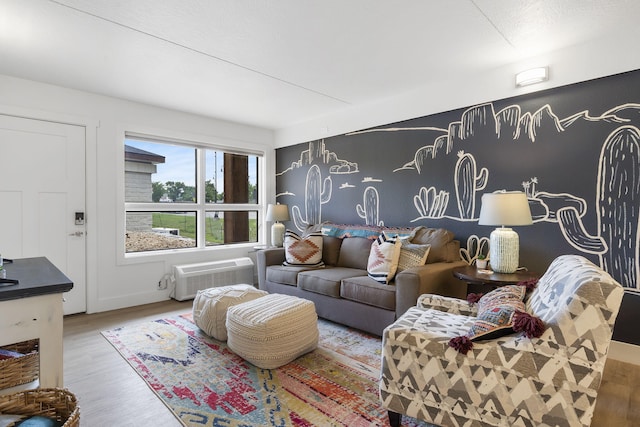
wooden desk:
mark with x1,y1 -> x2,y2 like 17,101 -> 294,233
453,265 -> 539,292
0,257 -> 73,389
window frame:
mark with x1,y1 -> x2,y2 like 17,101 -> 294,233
119,130 -> 266,262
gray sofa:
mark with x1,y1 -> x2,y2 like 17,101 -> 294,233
256,226 -> 468,336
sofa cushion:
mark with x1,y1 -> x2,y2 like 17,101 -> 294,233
298,267 -> 367,298
341,276 -> 396,311
322,236 -> 343,266
283,230 -> 324,267
468,284 -> 526,341
337,237 -> 373,269
266,265 -> 313,286
409,226 -> 459,263
367,232 -> 402,284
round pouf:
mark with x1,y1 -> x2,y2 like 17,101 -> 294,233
226,294 -> 319,369
192,284 -> 268,341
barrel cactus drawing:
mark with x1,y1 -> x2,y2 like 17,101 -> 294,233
558,125 -> 640,289
413,186 -> 449,219
292,165 -> 332,231
454,151 -> 488,219
356,186 -> 383,226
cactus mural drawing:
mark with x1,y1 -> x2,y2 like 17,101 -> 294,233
459,235 -> 490,265
413,186 -> 449,220
291,165 -> 332,232
558,125 -> 640,289
454,151 -> 488,220
357,186 -> 383,226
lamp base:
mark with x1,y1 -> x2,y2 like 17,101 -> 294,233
271,222 -> 286,247
489,227 -> 519,273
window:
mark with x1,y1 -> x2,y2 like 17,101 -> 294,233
124,135 -> 261,253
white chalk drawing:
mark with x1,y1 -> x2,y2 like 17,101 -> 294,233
290,165 -> 332,232
276,191 -> 295,198
357,186 -> 383,226
362,177 -> 382,183
412,186 -> 449,221
454,151 -> 488,220
277,139 -> 358,176
278,101 -> 640,290
459,235 -> 490,265
339,182 -> 355,189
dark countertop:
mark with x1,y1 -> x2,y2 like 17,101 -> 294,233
0,257 -> 73,301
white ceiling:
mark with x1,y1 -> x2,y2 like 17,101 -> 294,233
1,0 -> 640,135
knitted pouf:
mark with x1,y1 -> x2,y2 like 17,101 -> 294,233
192,284 -> 268,341
226,294 -> 319,369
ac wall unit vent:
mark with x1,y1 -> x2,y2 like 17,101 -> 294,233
172,257 -> 254,301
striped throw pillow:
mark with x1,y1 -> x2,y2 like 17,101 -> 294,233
397,239 -> 431,271
367,232 -> 401,284
283,230 -> 324,267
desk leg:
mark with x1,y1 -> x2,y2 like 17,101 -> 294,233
0,293 -> 64,389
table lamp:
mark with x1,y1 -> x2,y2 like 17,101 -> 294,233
266,203 -> 290,247
478,192 -> 532,273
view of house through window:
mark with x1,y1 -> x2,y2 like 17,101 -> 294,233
124,136 -> 260,253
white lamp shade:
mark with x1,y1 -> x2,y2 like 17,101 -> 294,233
265,203 -> 290,222
478,192 -> 532,227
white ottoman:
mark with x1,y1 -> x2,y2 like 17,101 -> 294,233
226,294 -> 319,369
192,284 -> 268,341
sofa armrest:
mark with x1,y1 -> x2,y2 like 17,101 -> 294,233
417,294 -> 478,316
256,248 -> 285,290
394,260 -> 468,317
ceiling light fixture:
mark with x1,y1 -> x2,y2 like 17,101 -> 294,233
515,67 -> 549,87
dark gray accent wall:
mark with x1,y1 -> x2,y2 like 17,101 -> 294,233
276,69 -> 640,344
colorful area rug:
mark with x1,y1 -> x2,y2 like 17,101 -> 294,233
102,314 -> 433,426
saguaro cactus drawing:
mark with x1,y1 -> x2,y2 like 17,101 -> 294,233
292,165 -> 332,231
558,125 -> 640,289
357,186 -> 383,226
454,151 -> 488,219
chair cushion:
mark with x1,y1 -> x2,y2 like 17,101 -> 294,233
341,276 -> 396,310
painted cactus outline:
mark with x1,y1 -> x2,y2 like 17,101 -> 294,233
357,186 -> 383,226
557,125 -> 639,289
454,151 -> 488,219
292,165 -> 332,231
414,186 -> 449,219
459,234 -> 490,265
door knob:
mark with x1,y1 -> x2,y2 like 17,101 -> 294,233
68,231 -> 84,237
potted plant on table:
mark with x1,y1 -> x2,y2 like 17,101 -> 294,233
476,254 -> 488,270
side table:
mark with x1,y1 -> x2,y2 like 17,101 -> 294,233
453,265 -> 539,294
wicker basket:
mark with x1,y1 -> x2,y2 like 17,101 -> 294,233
0,388 -> 79,427
0,339 -> 39,389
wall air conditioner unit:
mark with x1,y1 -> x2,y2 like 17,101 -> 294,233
172,257 -> 254,301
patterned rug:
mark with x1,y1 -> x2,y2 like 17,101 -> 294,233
102,314 -> 433,427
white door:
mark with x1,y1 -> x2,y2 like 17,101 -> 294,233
0,114 -> 86,314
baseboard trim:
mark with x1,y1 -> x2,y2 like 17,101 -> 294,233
608,340 -> 640,365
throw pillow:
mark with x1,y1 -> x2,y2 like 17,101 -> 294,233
283,230 -> 324,267
396,239 -> 431,272
367,232 -> 401,284
467,284 -> 526,340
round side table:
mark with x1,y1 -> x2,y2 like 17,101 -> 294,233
453,265 -> 539,293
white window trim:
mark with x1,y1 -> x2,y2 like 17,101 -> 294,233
117,126 -> 269,265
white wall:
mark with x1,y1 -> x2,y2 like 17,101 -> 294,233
275,37 -> 640,148
0,74 -> 275,313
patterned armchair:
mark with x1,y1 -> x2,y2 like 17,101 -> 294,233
379,255 -> 624,427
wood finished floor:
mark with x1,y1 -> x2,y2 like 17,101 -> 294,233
63,299 -> 639,427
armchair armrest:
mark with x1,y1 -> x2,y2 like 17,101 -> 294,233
256,247 -> 285,290
394,260 -> 468,317
417,294 -> 478,316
